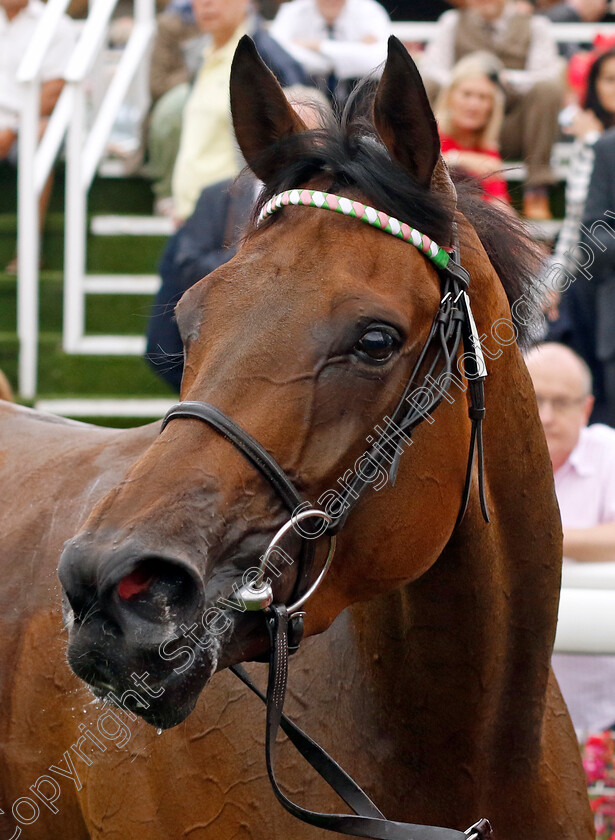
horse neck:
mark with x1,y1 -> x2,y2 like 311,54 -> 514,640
344,322 -> 562,785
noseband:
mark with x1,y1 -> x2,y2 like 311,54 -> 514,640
160,190 -> 494,840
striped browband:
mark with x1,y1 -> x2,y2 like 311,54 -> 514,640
257,188 -> 451,271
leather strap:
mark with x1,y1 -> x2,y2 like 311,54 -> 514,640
231,662 -> 385,819
231,605 -> 492,840
161,401 -> 318,610
455,291 -> 489,526
327,266 -> 469,534
161,401 -> 305,513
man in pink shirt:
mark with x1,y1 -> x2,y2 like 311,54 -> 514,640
526,341 -> 615,735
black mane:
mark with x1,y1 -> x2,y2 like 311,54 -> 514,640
453,175 -> 544,347
252,97 -> 542,347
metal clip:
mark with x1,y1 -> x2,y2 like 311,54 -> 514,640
228,509 -> 335,614
458,291 -> 487,380
234,580 -> 275,612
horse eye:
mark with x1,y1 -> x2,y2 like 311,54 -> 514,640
354,326 -> 400,364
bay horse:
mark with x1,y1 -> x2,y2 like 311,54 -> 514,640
0,38 -> 594,840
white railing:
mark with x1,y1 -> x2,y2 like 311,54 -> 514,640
16,0 -> 75,400
555,565 -> 615,654
15,17 -> 615,399
16,0 -> 155,398
63,0 -> 154,359
390,20 -> 615,44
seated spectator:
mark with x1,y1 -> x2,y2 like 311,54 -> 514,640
150,0 -> 307,223
146,87 -> 329,390
149,0 -> 200,107
434,52 -> 511,205
0,0 -> 76,271
145,0 -> 200,214
526,341 -> 615,738
546,48 -> 615,332
269,0 -> 391,108
575,124 -> 615,427
378,1 -> 465,21
421,0 -> 563,220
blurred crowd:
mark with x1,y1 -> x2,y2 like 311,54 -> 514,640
4,0 -> 615,402
141,0 -> 608,225
136,0 -> 615,430
6,0 -> 615,425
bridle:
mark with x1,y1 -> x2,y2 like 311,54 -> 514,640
160,189 -> 494,840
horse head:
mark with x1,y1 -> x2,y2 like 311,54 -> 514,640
58,37 -> 541,730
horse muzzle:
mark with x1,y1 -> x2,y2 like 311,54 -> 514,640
58,533 -> 222,726
56,517 -> 313,727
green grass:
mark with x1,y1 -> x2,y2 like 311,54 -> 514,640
0,333 -> 175,396
0,161 -> 155,215
0,161 -> 163,272
0,159 -> 170,417
85,294 -> 156,335
0,273 -> 156,335
87,234 -> 167,274
61,416 -> 162,428
0,218 -> 167,273
0,159 -> 567,429
0,163 -> 175,424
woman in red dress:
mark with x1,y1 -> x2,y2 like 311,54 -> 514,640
434,52 -> 511,206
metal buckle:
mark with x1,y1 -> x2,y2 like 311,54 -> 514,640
230,509 -> 336,614
465,818 -> 494,840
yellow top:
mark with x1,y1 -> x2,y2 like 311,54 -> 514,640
172,24 -> 247,220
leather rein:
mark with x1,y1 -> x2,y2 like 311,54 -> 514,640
160,192 -> 494,840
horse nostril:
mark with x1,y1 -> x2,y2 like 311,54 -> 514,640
117,566 -> 155,601
111,558 -> 203,625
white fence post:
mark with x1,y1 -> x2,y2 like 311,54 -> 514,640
63,81 -> 88,354
17,81 -> 41,400
15,0 -> 75,399
134,0 -> 154,98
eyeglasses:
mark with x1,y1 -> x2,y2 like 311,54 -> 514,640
535,395 -> 587,414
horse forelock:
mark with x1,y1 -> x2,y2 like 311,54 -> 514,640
248,116 -> 453,248
245,93 -> 542,349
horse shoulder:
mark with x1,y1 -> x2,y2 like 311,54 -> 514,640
0,406 -> 158,836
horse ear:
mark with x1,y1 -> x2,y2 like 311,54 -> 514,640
230,35 -> 307,184
373,37 -> 441,189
